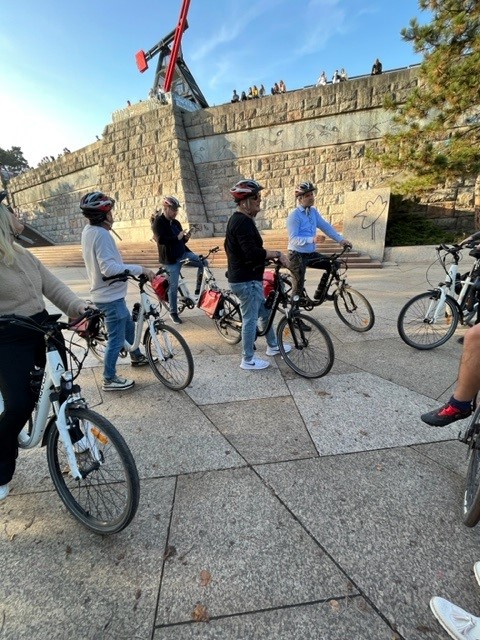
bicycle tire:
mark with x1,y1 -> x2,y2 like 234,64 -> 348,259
144,322 -> 194,390
277,313 -> 334,378
86,316 -> 128,363
87,315 -> 109,362
333,286 -> 375,332
397,291 -> 459,350
463,405 -> 480,527
46,407 -> 140,535
214,294 -> 242,344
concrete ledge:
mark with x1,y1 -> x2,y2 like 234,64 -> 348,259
383,245 -> 438,263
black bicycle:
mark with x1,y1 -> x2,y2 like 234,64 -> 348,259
247,259 -> 335,378
284,246 -> 375,332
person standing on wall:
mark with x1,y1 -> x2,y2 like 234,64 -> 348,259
225,179 -> 291,371
151,196 -> 205,325
286,181 -> 352,301
80,192 -> 155,391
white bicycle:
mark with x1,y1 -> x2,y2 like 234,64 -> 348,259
397,242 -> 480,349
86,272 -> 194,390
2,311 -> 140,535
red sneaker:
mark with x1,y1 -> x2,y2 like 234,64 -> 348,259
421,402 -> 472,427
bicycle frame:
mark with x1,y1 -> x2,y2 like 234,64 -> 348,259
125,286 -> 169,362
256,264 -> 301,338
426,246 -> 479,324
17,320 -> 92,481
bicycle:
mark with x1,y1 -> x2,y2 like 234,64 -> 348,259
455,279 -> 480,527
153,246 -> 243,345
87,272 -> 194,391
397,243 -> 480,350
283,246 -> 375,332
241,258 -> 335,378
1,310 -> 140,535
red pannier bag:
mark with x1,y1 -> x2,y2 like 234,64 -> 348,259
152,274 -> 169,301
263,270 -> 275,298
199,289 -> 223,319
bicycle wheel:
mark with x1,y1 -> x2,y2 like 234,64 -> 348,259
277,313 -> 334,378
144,322 -> 194,390
86,315 -> 108,361
397,291 -> 459,349
463,406 -> 480,527
46,407 -> 140,535
333,286 -> 375,332
214,294 -> 242,344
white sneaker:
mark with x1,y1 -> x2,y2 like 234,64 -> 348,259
240,357 -> 270,370
266,344 -> 292,356
430,596 -> 480,639
0,484 -> 10,501
474,562 -> 480,587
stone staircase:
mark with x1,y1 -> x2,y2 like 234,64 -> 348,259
28,231 -> 382,269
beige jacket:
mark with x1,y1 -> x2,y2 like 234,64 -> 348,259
0,246 -> 85,318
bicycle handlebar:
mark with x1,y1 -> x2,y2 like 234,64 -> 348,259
0,308 -> 102,334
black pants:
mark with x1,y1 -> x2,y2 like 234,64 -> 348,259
288,251 -> 333,297
0,311 -> 50,485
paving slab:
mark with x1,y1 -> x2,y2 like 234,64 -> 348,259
155,467 -> 356,628
2,260 -> 477,640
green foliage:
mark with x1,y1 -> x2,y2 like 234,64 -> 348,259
0,146 -> 30,181
386,212 -> 458,246
371,0 -> 480,196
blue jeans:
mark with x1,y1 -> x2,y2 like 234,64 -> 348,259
229,280 -> 277,362
96,298 -> 141,380
165,251 -> 205,314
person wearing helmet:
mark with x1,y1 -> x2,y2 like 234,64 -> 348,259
151,196 -> 205,325
0,203 -> 91,501
80,191 -> 155,391
225,179 -> 291,371
287,181 -> 352,300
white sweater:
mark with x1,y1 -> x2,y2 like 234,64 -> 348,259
81,224 -> 143,303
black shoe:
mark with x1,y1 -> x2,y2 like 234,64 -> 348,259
313,289 -> 324,301
131,354 -> 149,367
421,402 -> 472,427
170,313 -> 182,325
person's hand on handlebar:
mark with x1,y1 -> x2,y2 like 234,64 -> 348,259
142,267 -> 155,282
267,250 -> 290,268
340,240 -> 353,250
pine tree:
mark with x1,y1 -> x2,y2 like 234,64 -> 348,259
374,0 -> 480,224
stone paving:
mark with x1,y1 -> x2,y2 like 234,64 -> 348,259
1,258 -> 478,640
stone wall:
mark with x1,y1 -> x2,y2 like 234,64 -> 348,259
8,68 -> 476,244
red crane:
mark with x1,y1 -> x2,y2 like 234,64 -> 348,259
134,0 -> 208,108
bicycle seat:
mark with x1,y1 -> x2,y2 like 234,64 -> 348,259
469,248 -> 480,259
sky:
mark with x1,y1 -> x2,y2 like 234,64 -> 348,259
0,0 -> 431,168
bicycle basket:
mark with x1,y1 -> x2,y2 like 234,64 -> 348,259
263,270 -> 276,298
152,274 -> 169,301
199,289 -> 223,318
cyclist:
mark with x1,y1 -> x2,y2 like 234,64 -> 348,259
80,192 -> 155,391
421,321 -> 480,425
225,179 -> 291,371
0,203 -> 90,501
286,181 -> 352,300
151,196 -> 205,325
421,232 -> 480,425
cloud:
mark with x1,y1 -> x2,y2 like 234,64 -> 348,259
191,0 -> 286,61
294,0 -> 349,56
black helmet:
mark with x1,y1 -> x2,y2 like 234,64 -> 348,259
295,181 -> 316,197
230,179 -> 264,202
80,191 -> 115,225
163,196 -> 181,209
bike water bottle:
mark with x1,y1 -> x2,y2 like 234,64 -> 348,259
131,302 -> 141,322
